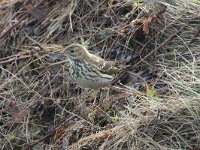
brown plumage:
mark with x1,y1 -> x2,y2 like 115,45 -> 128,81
64,43 -> 119,89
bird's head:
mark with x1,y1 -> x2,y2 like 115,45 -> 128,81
64,43 -> 89,61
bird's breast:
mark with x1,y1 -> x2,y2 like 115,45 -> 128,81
68,61 -> 113,89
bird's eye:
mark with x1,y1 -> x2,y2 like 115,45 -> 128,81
70,49 -> 75,53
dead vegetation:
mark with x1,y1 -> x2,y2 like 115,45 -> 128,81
0,0 -> 200,149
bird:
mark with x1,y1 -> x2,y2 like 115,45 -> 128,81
63,43 -> 119,90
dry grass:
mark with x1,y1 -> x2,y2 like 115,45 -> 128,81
0,0 -> 200,149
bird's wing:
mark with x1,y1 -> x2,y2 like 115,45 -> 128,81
88,53 -> 120,75
98,60 -> 120,75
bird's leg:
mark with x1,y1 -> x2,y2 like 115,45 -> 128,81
97,88 -> 102,100
103,86 -> 112,111
92,89 -> 101,107
106,86 -> 110,101
78,88 -> 83,103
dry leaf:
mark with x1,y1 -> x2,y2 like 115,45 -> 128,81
131,19 -> 143,26
131,18 -> 152,34
5,132 -> 16,141
104,101 -> 112,111
110,115 -> 119,123
144,84 -> 156,98
52,124 -> 69,148
143,18 -> 152,34
0,0 -> 22,9
25,4 -> 44,20
8,101 -> 27,123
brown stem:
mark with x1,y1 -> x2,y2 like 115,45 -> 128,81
0,14 -> 28,39
187,25 -> 200,46
111,25 -> 187,85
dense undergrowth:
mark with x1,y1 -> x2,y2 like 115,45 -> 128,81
0,0 -> 200,149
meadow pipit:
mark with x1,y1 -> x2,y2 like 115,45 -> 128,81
64,43 -> 119,89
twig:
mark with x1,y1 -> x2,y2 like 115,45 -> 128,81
68,117 -> 151,150
128,25 -> 187,70
68,127 -> 113,150
0,14 -> 28,39
0,52 -> 29,61
111,25 -> 187,85
0,51 -> 36,65
0,0 -> 46,39
104,34 -> 120,58
23,30 -> 47,51
25,127 -> 57,150
187,25 -> 200,46
0,55 -> 32,65
24,116 -> 77,150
